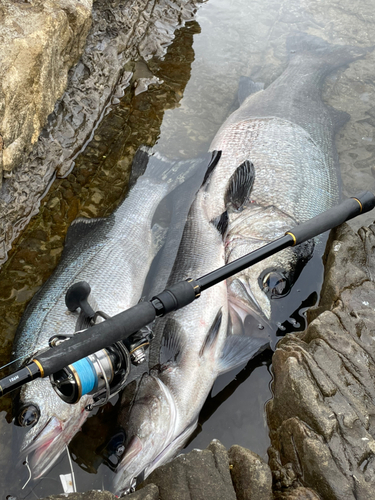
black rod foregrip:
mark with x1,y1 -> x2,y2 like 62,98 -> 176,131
35,301 -> 157,377
288,192 -> 375,246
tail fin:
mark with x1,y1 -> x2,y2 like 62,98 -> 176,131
287,32 -> 372,70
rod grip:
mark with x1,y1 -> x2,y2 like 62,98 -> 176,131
151,279 -> 200,315
288,192 -> 375,246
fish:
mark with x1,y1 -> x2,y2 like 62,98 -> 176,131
206,33 -> 369,327
11,148 -> 210,480
113,161 -> 269,495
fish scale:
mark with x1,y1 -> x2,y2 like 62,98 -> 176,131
211,116 -> 340,223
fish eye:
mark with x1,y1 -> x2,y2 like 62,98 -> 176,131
261,271 -> 289,298
16,404 -> 40,428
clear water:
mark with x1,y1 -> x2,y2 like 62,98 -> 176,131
2,0 -> 375,497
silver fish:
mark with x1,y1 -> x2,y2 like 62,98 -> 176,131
12,150 -> 206,480
113,166 -> 268,495
207,34 -> 368,325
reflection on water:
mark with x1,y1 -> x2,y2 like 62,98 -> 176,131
1,0 -> 375,496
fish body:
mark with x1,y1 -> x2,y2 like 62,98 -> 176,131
12,151 -> 206,479
207,34 -> 368,323
113,166 -> 268,495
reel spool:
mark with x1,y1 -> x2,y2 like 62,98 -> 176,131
50,342 -> 130,408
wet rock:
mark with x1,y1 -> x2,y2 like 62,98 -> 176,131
228,445 -> 273,500
274,487 -> 321,499
267,222 -> 375,500
0,0 -> 93,175
141,439 -> 237,500
41,492 -> 116,500
39,485 -> 159,500
0,0 -> 201,268
127,484 -> 160,499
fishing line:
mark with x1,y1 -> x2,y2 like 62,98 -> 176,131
65,446 -> 77,493
21,456 -> 32,490
0,354 -> 32,371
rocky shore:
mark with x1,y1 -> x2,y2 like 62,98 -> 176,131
0,0 -> 201,266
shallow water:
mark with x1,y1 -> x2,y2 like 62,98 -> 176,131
1,0 -> 375,496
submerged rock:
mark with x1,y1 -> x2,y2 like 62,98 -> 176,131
0,0 -> 201,267
267,222 -> 375,500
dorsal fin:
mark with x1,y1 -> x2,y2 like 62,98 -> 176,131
199,308 -> 223,357
160,318 -> 185,366
64,216 -> 110,251
224,160 -> 255,210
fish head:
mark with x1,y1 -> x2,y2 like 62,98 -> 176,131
14,377 -> 90,479
226,205 -> 314,323
113,372 -> 181,495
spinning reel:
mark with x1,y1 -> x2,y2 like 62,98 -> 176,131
49,281 -> 153,410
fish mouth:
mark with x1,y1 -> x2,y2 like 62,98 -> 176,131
228,278 -> 271,330
113,436 -> 144,496
20,416 -> 65,479
20,408 -> 88,479
114,419 -> 198,497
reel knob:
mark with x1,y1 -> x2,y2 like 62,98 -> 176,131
65,281 -> 96,319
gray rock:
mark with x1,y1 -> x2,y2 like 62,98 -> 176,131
40,485 -> 159,500
268,222 -> 375,500
141,439 -> 237,500
41,491 -> 116,500
0,0 -> 93,176
228,445 -> 273,500
274,487 -> 321,499
127,484 -> 160,500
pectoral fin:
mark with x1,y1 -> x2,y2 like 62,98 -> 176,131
217,335 -> 269,375
224,160 -> 255,210
160,318 -> 185,366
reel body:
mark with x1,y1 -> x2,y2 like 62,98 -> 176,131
49,282 -> 152,409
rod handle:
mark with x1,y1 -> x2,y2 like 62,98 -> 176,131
287,192 -> 375,246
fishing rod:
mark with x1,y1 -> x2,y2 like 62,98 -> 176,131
1,191 -> 374,410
